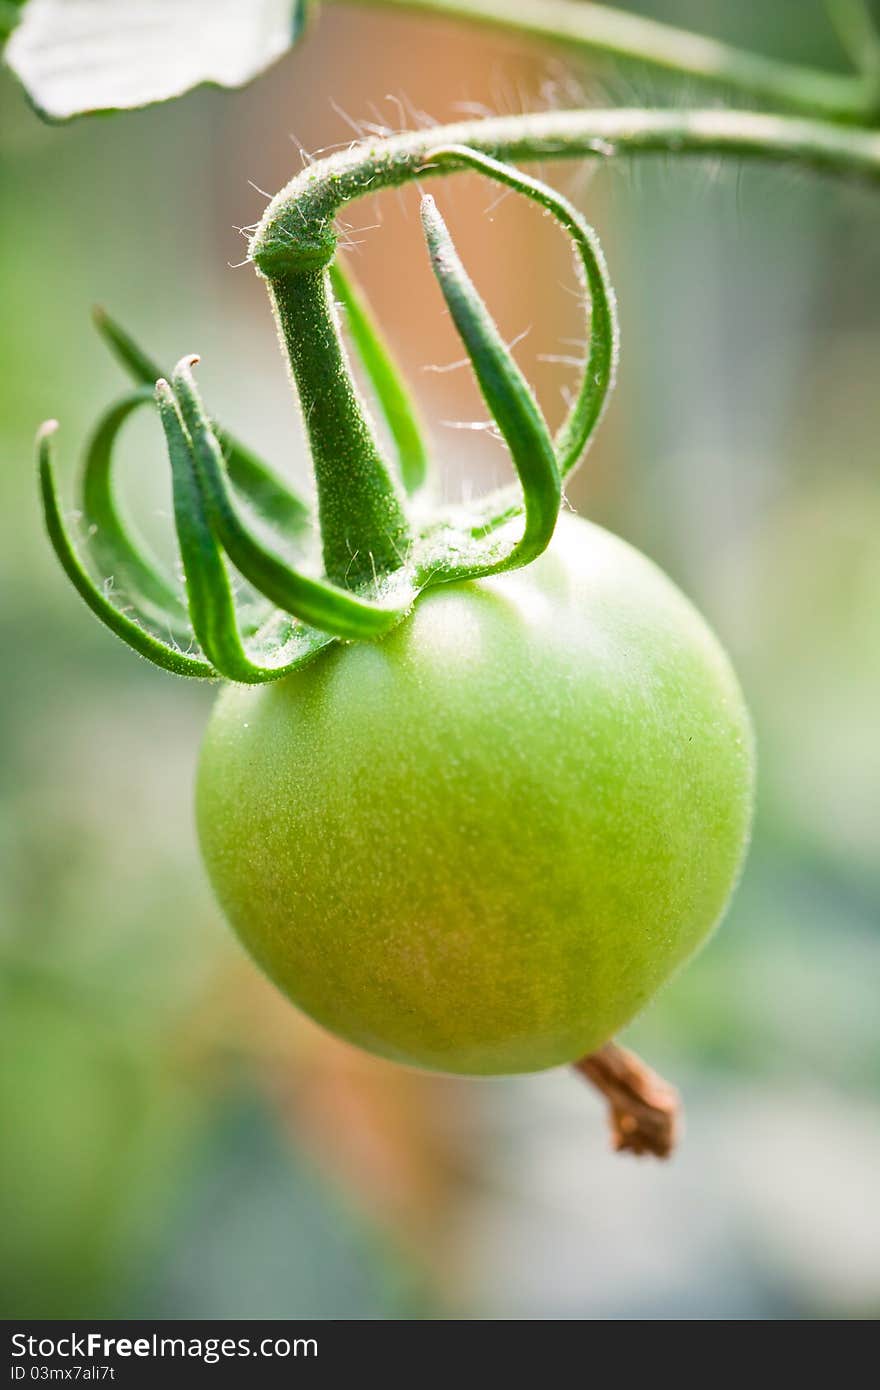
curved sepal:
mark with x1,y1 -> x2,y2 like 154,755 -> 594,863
80,388 -> 191,639
424,145 -> 618,479
38,422 -> 217,679
170,356 -> 416,642
157,379 -> 338,683
93,307 -> 311,537
330,261 -> 429,495
420,192 -> 561,575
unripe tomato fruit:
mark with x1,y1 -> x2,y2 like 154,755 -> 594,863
197,513 -> 754,1075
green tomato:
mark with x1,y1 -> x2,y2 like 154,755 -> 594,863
197,513 -> 754,1075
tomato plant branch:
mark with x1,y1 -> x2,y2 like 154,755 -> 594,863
252,106 -> 880,276
825,0 -> 880,89
330,0 -> 880,124
574,1041 -> 680,1159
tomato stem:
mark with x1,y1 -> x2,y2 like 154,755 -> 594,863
269,268 -> 412,590
574,1041 -> 680,1159
252,109 -> 880,279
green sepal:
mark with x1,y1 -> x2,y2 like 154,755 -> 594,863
424,145 -> 618,480
420,192 -> 561,574
170,357 -> 416,641
157,378 -> 337,683
80,387 -> 192,639
93,307 -> 311,537
38,422 -> 217,679
329,261 -> 429,495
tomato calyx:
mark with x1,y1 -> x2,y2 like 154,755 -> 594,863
38,138 -> 618,682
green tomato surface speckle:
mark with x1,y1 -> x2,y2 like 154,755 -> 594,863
196,513 -> 754,1075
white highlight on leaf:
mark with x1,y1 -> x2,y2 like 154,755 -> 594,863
7,0 -> 301,121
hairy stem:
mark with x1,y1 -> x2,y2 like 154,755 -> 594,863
270,269 -> 411,589
331,0 -> 880,123
251,107 -> 880,275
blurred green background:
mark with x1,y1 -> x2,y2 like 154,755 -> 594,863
1,0 -> 878,1320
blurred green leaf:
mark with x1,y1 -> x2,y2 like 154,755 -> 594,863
136,1094 -> 431,1319
0,1 -> 25,42
0,969 -> 200,1318
4,0 -> 309,122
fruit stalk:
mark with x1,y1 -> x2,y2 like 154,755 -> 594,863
269,268 -> 411,590
574,1042 -> 680,1159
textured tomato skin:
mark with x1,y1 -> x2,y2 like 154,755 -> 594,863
196,514 -> 754,1075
